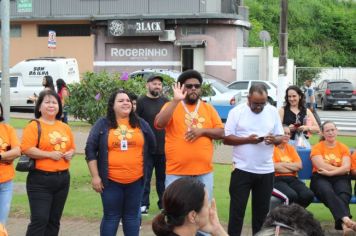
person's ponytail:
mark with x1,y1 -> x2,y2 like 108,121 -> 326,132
152,212 -> 176,236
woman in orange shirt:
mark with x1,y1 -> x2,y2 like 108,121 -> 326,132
351,151 -> 356,197
0,102 -> 21,225
21,90 -> 75,236
85,89 -> 155,236
273,125 -> 314,207
310,121 -> 356,234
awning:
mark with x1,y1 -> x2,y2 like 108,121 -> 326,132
174,39 -> 207,47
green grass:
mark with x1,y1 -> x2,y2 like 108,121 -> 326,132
11,156 -> 356,225
9,118 -> 91,131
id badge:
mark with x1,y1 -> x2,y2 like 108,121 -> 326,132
120,140 -> 128,151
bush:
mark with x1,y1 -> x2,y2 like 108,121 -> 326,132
66,71 -> 213,125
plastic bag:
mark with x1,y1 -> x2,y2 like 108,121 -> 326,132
294,132 -> 311,149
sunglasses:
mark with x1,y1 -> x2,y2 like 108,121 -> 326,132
184,83 -> 201,89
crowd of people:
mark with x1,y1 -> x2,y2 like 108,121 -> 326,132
1,71 -> 356,236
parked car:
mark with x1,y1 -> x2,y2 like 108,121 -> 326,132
226,80 -> 278,105
202,79 -> 241,120
128,69 -> 239,120
314,79 -> 356,110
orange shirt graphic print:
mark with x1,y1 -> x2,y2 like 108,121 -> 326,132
113,124 -> 134,140
0,138 -> 9,151
49,131 -> 69,151
184,113 -> 205,128
280,156 -> 292,163
324,153 -> 341,167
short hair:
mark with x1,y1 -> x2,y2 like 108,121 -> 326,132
0,102 -> 3,122
128,92 -> 138,101
177,70 -> 203,84
260,204 -> 324,236
249,83 -> 268,96
152,177 -> 206,236
34,90 -> 63,120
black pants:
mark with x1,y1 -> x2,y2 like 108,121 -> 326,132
274,176 -> 314,207
26,170 -> 70,236
141,153 -> 166,209
310,173 -> 351,230
228,169 -> 274,236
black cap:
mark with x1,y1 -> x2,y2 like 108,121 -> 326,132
147,74 -> 164,83
177,70 -> 203,84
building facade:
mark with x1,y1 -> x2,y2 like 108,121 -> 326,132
1,0 -> 250,82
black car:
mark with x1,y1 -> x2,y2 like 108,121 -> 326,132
314,79 -> 356,110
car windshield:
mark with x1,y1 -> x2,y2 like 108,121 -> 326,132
228,81 -> 248,90
211,81 -> 229,93
328,82 -> 353,90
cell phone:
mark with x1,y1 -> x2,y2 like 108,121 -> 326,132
257,136 -> 264,142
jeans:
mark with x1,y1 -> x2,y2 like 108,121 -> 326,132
26,170 -> 70,236
0,180 -> 13,224
228,169 -> 274,236
141,154 -> 165,209
100,178 -> 143,236
165,172 -> 213,201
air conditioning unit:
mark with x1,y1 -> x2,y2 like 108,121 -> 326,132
159,30 -> 176,42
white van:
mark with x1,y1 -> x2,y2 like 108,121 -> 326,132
0,57 -> 80,108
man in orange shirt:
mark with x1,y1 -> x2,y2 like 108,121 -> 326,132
155,70 -> 224,200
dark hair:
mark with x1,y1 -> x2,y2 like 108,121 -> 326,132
249,83 -> 268,96
284,86 -> 306,111
43,75 -> 55,91
261,204 -> 324,236
177,69 -> 203,84
106,89 -> 140,129
128,92 -> 138,101
56,78 -> 67,92
0,102 -> 3,122
34,90 -> 63,120
319,120 -> 336,141
152,177 -> 205,236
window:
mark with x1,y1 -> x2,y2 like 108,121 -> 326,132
0,77 -> 18,88
181,26 -> 205,36
228,81 -> 248,90
0,25 -> 22,37
38,24 -> 91,37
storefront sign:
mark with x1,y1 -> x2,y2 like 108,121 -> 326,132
107,44 -> 172,61
108,20 -> 165,36
17,0 -> 32,13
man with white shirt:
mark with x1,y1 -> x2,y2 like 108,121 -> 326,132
224,84 -> 284,236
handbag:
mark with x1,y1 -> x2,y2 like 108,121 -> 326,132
15,120 -> 41,172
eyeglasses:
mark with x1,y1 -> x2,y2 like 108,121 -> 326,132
184,83 -> 201,89
250,101 -> 266,109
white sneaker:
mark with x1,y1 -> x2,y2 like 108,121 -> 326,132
140,206 -> 148,215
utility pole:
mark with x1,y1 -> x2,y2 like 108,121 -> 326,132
277,0 -> 288,108
1,0 -> 11,122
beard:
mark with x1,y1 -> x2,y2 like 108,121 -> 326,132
185,93 -> 200,104
149,89 -> 160,97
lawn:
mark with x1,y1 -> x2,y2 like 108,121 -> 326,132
11,156 -> 356,225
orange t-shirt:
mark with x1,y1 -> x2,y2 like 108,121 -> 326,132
273,143 -> 301,177
0,123 -> 20,183
107,118 -> 144,184
21,120 -> 75,172
310,141 -> 350,173
351,151 -> 356,171
159,101 -> 223,175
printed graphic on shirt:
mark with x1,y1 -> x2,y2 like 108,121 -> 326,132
113,124 -> 134,140
0,138 -> 9,151
280,155 -> 292,163
184,113 -> 205,128
49,131 -> 69,151
324,153 -> 341,166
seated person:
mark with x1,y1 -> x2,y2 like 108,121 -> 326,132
256,203 -> 324,236
273,125 -> 314,207
152,177 -> 227,236
310,121 -> 356,234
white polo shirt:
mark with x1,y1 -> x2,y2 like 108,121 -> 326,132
225,103 -> 284,174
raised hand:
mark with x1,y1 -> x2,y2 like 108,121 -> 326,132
172,82 -> 187,102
